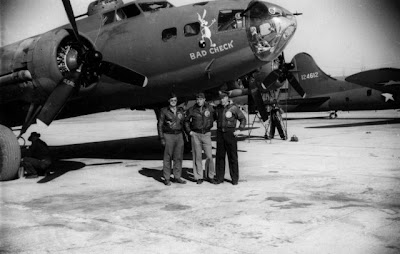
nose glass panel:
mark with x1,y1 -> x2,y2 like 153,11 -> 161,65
246,1 -> 297,61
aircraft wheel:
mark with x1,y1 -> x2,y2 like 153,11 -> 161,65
0,125 -> 21,181
329,112 -> 335,119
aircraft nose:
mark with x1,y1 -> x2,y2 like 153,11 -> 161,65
246,1 -> 297,62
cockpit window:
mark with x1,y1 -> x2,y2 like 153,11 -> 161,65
121,3 -> 141,18
115,9 -> 127,21
218,10 -> 244,31
184,22 -> 200,36
103,10 -> 115,25
102,4 -> 141,25
139,1 -> 174,12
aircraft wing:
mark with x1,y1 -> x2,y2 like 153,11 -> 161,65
345,68 -> 400,93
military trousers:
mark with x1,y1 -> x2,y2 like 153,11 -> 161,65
269,114 -> 286,139
163,133 -> 184,181
215,129 -> 239,183
22,157 -> 51,176
191,132 -> 215,180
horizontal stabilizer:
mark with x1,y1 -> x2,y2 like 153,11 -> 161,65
345,68 -> 400,90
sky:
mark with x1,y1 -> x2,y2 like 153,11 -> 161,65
1,0 -> 399,76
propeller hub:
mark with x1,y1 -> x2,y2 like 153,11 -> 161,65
87,50 -> 103,63
57,44 -> 82,74
65,47 -> 79,71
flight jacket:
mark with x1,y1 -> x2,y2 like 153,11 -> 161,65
184,102 -> 215,134
157,106 -> 185,140
215,103 -> 247,132
29,139 -> 52,162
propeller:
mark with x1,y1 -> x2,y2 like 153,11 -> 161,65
263,53 -> 306,98
36,0 -> 148,126
248,78 -> 269,121
37,71 -> 80,125
61,0 -> 82,46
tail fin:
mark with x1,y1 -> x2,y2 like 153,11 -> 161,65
291,52 -> 335,97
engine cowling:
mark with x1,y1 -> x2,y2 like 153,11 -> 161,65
0,29 -> 98,103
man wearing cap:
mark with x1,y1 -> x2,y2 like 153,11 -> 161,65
21,132 -> 52,178
157,93 -> 187,186
214,91 -> 247,185
185,92 -> 216,184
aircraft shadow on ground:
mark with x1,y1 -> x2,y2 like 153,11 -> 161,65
50,128 -> 258,161
51,135 -> 165,161
37,161 -> 123,183
306,118 -> 400,128
37,160 -> 85,183
41,128 -> 257,182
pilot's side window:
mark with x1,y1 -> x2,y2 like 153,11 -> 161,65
103,11 -> 115,25
184,22 -> 200,37
367,89 -> 372,96
139,1 -> 174,12
115,9 -> 127,21
162,28 -> 177,42
218,10 -> 244,31
121,3 -> 141,18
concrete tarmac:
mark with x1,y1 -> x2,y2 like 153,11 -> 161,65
1,109 -> 400,254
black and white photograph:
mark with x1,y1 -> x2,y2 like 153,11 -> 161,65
1,0 -> 399,253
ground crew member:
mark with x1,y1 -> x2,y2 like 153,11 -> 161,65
21,132 -> 52,178
214,92 -> 247,185
266,100 -> 287,140
157,93 -> 187,186
185,92 -> 216,184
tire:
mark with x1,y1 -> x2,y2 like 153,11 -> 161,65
0,125 -> 21,181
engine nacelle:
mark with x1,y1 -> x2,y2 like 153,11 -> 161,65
28,29 -> 69,97
0,29 -> 98,103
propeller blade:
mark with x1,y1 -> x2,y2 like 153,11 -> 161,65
101,61 -> 148,87
249,83 -> 269,121
37,76 -> 78,125
61,0 -> 82,45
287,72 -> 306,98
262,70 -> 281,90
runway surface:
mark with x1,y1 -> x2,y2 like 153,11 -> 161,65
1,109 -> 400,254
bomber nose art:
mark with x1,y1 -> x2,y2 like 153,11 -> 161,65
246,1 -> 297,62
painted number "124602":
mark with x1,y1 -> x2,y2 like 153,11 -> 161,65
301,72 -> 319,80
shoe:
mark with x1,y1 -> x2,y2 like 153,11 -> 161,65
164,180 -> 171,186
232,181 -> 238,185
196,179 -> 203,184
209,179 -> 218,184
213,180 -> 223,185
26,174 -> 38,179
175,178 -> 187,184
